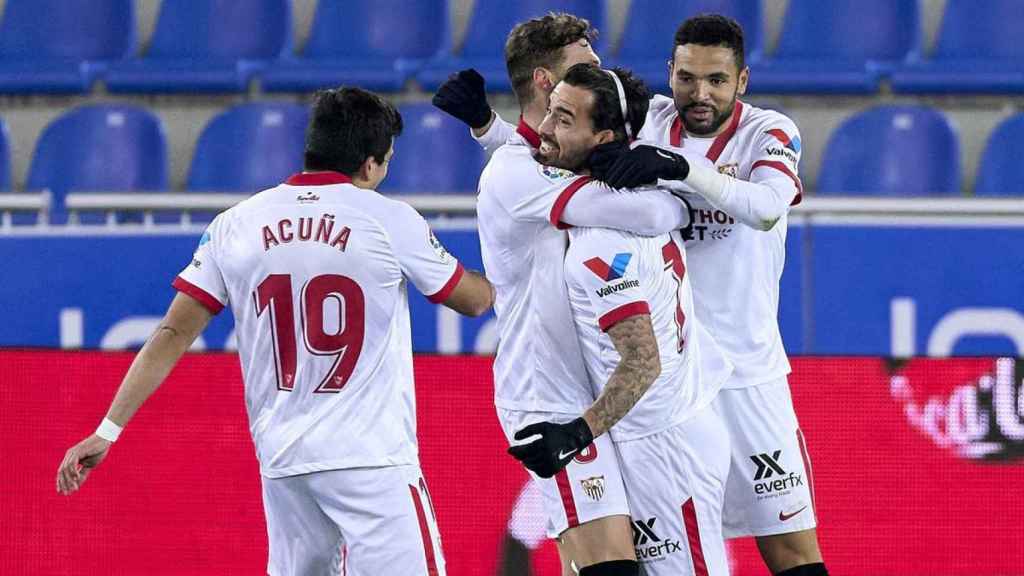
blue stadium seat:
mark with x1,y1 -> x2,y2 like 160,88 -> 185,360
104,0 -> 290,93
606,0 -> 762,94
27,105 -> 167,222
188,103 -> 309,192
749,0 -> 919,94
261,0 -> 447,93
892,0 -> 1024,94
0,117 -> 10,191
817,105 -> 960,197
975,114 -> 1024,196
378,103 -> 485,194
0,0 -> 133,94
417,0 -> 604,92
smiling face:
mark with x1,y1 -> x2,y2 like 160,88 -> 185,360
669,43 -> 749,136
535,82 -> 614,173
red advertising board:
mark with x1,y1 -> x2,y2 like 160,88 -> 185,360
2,352 -> 1022,575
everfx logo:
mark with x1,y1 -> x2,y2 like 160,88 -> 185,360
632,517 -> 682,560
633,518 -> 660,545
750,450 -> 786,480
584,253 -> 632,281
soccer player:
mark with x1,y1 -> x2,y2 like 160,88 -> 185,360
55,87 -> 494,576
435,13 -> 698,576
508,62 -> 734,576
449,14 -> 828,576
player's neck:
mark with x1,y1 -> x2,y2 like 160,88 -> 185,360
520,102 -> 546,135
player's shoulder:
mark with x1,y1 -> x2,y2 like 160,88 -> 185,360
483,144 -> 581,191
643,94 -> 679,130
740,102 -> 800,137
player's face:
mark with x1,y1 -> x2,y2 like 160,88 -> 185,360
669,44 -> 749,136
536,83 -> 612,173
365,142 -> 394,190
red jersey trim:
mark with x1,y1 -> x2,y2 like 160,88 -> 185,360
285,171 -> 353,186
670,116 -> 684,147
426,262 -> 465,304
549,176 -> 594,230
599,301 -> 651,332
409,484 -> 441,576
172,276 -> 225,315
516,117 -> 541,149
668,100 -> 744,162
682,498 -> 709,576
751,159 -> 803,205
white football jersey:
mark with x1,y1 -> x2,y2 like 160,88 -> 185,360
564,228 -> 732,441
174,171 -> 463,478
639,96 -> 802,388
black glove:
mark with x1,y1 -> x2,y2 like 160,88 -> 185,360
588,140 -> 631,183
431,68 -> 493,129
598,144 -> 691,189
507,418 -> 594,479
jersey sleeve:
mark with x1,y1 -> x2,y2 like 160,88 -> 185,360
388,202 -> 464,303
749,115 -> 803,205
473,112 -> 516,157
566,231 -> 650,332
173,217 -> 228,315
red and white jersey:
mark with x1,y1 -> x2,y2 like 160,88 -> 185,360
564,228 -> 732,441
639,96 -> 802,388
174,171 -> 463,478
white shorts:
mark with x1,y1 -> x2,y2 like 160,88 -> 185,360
498,408 -> 631,538
712,377 -> 818,538
617,404 -> 732,576
261,464 -> 445,576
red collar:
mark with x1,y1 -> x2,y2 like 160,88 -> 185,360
516,117 -> 542,149
285,171 -> 352,186
669,100 -> 744,163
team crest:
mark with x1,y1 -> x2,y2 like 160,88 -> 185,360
539,164 -> 576,181
717,163 -> 740,178
580,476 -> 606,501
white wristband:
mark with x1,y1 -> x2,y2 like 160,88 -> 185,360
95,418 -> 123,442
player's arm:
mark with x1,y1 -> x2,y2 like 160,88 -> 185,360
556,178 -> 692,236
440,268 -> 495,317
431,68 -> 512,156
56,293 -> 212,495
581,314 -> 661,437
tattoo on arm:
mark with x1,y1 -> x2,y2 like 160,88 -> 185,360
583,314 -> 662,437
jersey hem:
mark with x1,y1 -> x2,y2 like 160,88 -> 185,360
259,457 -> 419,478
721,367 -> 792,389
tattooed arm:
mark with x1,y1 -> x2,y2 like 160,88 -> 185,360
582,314 -> 662,438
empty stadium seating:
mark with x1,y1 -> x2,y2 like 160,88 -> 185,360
749,0 -> 919,94
816,105 -> 960,196
0,117 -> 9,191
262,0 -> 448,93
104,0 -> 291,93
0,0 -> 134,94
607,0 -> 762,94
378,103 -> 485,194
975,113 -> 1024,196
891,0 -> 1024,94
417,0 -> 605,92
26,105 -> 167,221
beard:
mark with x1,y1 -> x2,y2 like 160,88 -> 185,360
534,137 -> 589,172
677,92 -> 737,136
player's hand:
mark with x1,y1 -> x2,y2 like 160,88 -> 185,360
507,418 -> 594,478
56,434 -> 112,495
596,144 -> 691,189
431,68 -> 494,130
588,140 -> 631,184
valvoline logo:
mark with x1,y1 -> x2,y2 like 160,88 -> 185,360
585,253 -> 632,281
765,129 -> 801,153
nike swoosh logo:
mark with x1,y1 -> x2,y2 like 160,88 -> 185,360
655,150 -> 674,161
778,506 -> 808,522
558,448 -> 578,460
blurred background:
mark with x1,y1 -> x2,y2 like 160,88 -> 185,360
1,1 -> 1022,575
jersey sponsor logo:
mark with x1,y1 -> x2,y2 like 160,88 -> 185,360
750,450 -> 805,499
580,475 -> 605,501
766,128 -> 801,153
778,505 -> 809,522
558,447 -> 579,461
682,207 -> 734,242
585,253 -> 632,281
198,230 -> 211,247
296,191 -> 320,204
631,517 -> 682,561
539,164 -> 576,182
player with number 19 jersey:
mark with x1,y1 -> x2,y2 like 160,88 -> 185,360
173,171 -> 463,478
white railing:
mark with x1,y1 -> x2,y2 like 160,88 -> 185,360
1,191 -> 1023,232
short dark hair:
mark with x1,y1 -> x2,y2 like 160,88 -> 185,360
505,12 -> 598,107
674,14 -> 746,71
561,64 -> 650,142
304,87 -> 403,175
